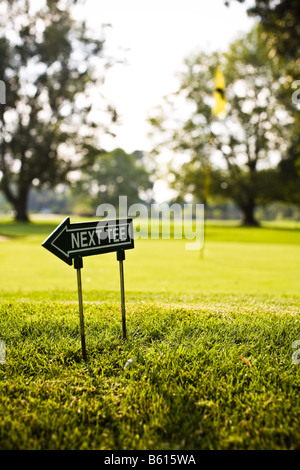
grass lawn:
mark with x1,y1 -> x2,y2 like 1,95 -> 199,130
0,216 -> 300,450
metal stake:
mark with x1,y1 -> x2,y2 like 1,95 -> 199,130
117,250 -> 127,340
74,256 -> 87,361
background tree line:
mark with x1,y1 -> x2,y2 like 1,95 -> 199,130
0,0 -> 299,224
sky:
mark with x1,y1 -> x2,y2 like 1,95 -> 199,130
81,0 -> 254,150
77,0 -> 255,200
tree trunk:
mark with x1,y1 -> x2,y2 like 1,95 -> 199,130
240,201 -> 259,227
14,197 -> 30,222
13,187 -> 30,222
1,179 -> 30,221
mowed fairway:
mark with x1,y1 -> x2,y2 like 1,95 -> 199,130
0,216 -> 300,449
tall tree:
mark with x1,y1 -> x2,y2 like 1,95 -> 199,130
226,0 -> 300,205
0,0 -> 116,221
72,148 -> 154,210
148,26 -> 294,225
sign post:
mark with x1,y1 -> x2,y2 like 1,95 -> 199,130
117,250 -> 126,340
74,256 -> 86,361
42,218 -> 134,360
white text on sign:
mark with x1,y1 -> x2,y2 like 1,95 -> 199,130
71,224 -> 128,250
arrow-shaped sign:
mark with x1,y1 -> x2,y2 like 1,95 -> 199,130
42,217 -> 134,265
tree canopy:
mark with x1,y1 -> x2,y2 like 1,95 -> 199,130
148,25 -> 298,225
226,0 -> 300,208
226,0 -> 300,64
72,148 -> 154,213
0,0 -> 117,221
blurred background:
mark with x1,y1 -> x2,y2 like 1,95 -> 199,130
0,0 -> 299,225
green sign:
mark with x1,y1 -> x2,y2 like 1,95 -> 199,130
42,217 -> 134,265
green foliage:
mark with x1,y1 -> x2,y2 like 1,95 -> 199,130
72,148 -> 154,211
226,1 -> 300,203
226,0 -> 300,62
148,25 -> 299,226
0,0 -> 115,221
